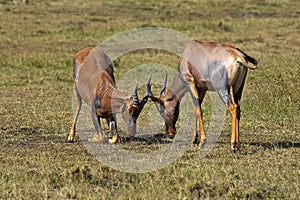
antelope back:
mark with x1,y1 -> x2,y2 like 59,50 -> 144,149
75,47 -> 115,105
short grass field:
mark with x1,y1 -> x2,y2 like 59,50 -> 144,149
0,0 -> 299,199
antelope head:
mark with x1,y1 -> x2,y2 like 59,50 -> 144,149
113,80 -> 150,137
146,74 -> 180,139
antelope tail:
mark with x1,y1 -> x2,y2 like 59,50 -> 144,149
237,48 -> 258,69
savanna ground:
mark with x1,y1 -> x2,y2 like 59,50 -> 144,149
0,0 -> 299,199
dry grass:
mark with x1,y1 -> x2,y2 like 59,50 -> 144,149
0,0 -> 299,199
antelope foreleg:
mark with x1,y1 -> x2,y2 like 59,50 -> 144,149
88,100 -> 106,143
190,86 -> 206,149
108,121 -> 118,144
191,106 -> 206,149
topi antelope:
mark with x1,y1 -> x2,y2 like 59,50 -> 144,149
148,40 -> 257,152
67,47 -> 149,144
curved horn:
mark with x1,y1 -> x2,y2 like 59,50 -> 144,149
160,73 -> 168,96
146,74 -> 164,104
132,84 -> 139,107
146,75 -> 152,97
139,75 -> 152,106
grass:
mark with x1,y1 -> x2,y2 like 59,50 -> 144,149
0,0 -> 299,199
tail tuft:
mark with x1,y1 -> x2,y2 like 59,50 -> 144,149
237,48 -> 258,69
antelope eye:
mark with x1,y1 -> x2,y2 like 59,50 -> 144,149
128,106 -> 138,115
128,108 -> 134,115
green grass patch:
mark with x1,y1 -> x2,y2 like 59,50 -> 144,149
0,0 -> 299,199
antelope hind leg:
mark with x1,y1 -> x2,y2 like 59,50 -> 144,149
67,93 -> 82,142
228,104 -> 238,151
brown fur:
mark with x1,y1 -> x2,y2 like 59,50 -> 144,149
68,47 -> 148,143
149,40 -> 257,151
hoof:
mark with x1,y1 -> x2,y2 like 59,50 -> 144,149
191,140 -> 199,148
65,139 -> 74,143
88,134 -> 105,143
108,135 -> 118,144
191,138 -> 199,147
232,147 -> 238,153
66,135 -> 75,143
197,140 -> 206,150
168,134 -> 175,139
231,142 -> 239,153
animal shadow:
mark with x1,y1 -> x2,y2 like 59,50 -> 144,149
118,133 -> 172,145
249,141 -> 300,150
